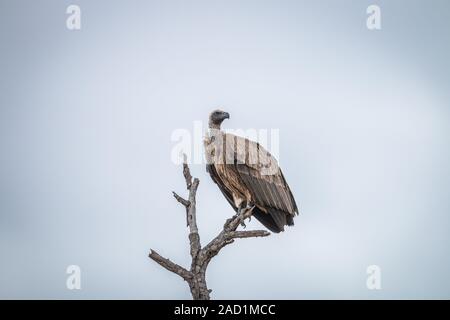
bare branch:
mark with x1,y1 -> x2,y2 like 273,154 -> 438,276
187,178 -> 200,236
172,191 -> 190,207
148,249 -> 192,281
228,230 -> 271,239
223,209 -> 253,232
201,227 -> 269,261
182,154 -> 193,189
202,235 -> 235,261
149,154 -> 271,300
185,158 -> 201,259
173,191 -> 190,226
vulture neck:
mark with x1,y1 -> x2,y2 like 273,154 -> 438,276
208,122 -> 222,130
207,124 -> 224,141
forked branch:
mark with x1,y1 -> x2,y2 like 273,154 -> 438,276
148,155 -> 270,300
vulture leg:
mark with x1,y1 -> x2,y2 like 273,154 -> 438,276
237,204 -> 255,228
246,205 -> 255,222
237,207 -> 247,228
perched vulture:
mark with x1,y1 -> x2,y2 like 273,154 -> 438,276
204,110 -> 298,233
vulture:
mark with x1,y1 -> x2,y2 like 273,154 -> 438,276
204,110 -> 299,233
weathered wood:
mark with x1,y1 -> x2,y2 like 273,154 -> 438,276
148,249 -> 192,282
149,155 -> 270,300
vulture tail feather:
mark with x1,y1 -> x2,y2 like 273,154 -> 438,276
252,207 -> 293,233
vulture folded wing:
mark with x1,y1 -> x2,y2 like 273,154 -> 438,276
206,164 -> 237,211
223,134 -> 298,231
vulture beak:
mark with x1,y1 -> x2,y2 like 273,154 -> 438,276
223,112 -> 230,120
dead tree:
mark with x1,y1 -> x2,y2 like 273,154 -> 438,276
149,156 -> 270,300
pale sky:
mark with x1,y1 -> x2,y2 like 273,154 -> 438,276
0,0 -> 449,299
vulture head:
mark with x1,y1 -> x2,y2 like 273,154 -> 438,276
208,109 -> 230,129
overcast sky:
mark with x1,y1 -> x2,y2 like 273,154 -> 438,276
1,0 -> 450,299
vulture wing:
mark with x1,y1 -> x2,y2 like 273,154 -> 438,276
206,163 -> 237,211
207,133 -> 298,233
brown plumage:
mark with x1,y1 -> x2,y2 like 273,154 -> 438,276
204,110 -> 299,233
